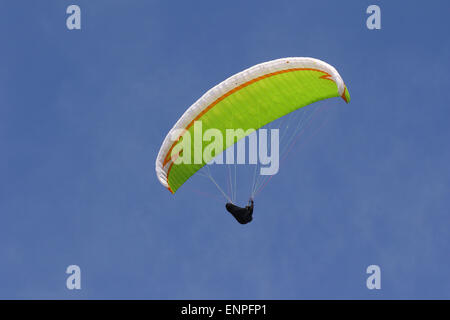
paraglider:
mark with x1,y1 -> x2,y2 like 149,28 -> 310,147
155,57 -> 350,223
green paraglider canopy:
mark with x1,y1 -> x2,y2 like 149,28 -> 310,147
156,57 -> 350,193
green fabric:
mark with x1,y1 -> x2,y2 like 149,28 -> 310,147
168,69 -> 349,192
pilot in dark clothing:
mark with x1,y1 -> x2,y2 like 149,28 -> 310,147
225,199 -> 254,224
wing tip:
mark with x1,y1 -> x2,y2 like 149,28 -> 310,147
341,86 -> 351,103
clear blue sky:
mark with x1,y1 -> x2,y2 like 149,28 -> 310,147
1,1 -> 449,299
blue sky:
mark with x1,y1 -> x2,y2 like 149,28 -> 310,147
1,0 -> 450,299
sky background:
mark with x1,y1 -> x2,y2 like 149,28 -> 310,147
1,0 -> 449,299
